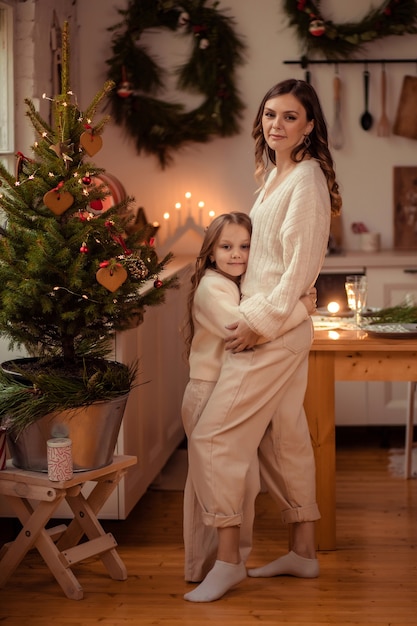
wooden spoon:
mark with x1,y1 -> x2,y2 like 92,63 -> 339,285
360,70 -> 373,131
377,67 -> 390,137
331,74 -> 344,149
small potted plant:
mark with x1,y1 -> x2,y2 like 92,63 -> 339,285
0,24 -> 177,470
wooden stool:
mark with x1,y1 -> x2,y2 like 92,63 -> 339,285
0,455 -> 136,599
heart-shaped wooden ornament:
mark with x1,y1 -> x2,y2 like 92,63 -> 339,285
96,264 -> 128,292
80,131 -> 103,157
43,189 -> 74,215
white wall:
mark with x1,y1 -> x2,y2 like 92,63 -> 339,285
72,0 -> 417,255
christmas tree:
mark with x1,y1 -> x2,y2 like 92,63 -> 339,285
0,23 -> 177,433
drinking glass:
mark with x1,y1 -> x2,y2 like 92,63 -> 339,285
345,275 -> 367,326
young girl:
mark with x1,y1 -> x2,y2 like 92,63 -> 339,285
182,211 -> 316,584
184,79 -> 342,603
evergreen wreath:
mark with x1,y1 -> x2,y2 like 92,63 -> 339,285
283,0 -> 417,59
106,0 -> 246,167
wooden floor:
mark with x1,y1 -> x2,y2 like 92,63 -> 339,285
1,427 -> 417,625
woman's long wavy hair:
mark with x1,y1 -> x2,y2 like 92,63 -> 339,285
252,79 -> 342,215
183,212 -> 252,358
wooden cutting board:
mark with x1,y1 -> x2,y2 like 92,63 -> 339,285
393,75 -> 417,140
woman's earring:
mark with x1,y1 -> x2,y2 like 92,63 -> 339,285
303,134 -> 311,148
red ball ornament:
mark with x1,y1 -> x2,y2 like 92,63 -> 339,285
154,279 -> 163,289
309,19 -> 325,37
82,176 -> 92,185
80,242 -> 88,254
117,81 -> 133,98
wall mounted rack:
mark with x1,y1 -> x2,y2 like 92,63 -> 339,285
283,58 -> 417,81
284,58 -> 417,67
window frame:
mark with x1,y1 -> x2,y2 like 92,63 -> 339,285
0,1 -> 14,169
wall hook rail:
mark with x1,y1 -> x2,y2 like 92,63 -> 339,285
284,57 -> 417,66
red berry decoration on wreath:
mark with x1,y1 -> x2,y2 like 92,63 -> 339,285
117,81 -> 133,98
117,66 -> 133,98
309,18 -> 325,37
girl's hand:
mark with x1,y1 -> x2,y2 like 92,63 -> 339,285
224,319 -> 259,352
301,287 -> 317,316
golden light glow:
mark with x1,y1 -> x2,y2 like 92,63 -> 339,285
163,212 -> 170,220
328,330 -> 340,340
327,301 -> 340,314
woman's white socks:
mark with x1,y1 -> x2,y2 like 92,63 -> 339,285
184,560 -> 246,602
247,550 -> 319,578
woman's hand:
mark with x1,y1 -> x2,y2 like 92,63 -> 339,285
224,319 -> 259,353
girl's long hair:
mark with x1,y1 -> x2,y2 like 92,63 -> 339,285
252,79 -> 342,215
183,211 -> 252,358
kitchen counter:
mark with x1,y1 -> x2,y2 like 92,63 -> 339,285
322,249 -> 417,271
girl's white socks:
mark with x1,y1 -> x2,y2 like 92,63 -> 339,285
184,560 -> 246,602
247,550 -> 319,578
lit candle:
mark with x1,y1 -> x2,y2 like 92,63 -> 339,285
185,191 -> 192,217
152,221 -> 160,242
175,202 -> 182,228
198,201 -> 205,226
208,209 -> 215,224
327,301 -> 340,315
163,211 -> 171,238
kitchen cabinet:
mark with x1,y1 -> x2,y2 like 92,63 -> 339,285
321,251 -> 417,426
365,266 -> 417,426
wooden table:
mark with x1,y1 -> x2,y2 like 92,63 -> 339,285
0,455 -> 137,600
304,326 -> 417,551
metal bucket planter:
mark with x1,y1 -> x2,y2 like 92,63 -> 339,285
6,394 -> 129,472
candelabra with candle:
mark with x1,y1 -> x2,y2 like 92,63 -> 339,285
157,192 -> 216,256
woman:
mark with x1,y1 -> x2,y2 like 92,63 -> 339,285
184,79 -> 342,603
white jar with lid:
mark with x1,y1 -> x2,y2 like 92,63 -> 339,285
47,437 -> 73,481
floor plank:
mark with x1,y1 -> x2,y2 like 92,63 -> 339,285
1,427 -> 417,625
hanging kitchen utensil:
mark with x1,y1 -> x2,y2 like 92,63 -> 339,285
330,72 -> 344,149
377,65 -> 390,137
360,69 -> 373,131
393,75 -> 417,140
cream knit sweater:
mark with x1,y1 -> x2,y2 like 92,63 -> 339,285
240,159 -> 331,340
189,269 -> 310,381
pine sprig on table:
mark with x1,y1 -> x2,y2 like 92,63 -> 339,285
368,304 -> 417,325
